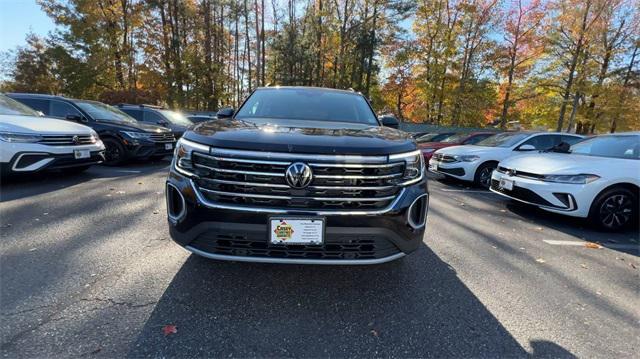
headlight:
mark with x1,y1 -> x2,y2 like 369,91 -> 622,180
120,131 -> 152,139
542,174 -> 600,184
389,150 -> 425,186
174,138 -> 210,177
0,132 -> 43,143
421,148 -> 435,153
453,155 -> 479,162
89,130 -> 99,143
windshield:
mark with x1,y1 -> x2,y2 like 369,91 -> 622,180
0,94 -> 40,116
235,88 -> 378,125
416,132 -> 455,143
441,133 -> 468,143
159,110 -> 194,126
76,101 -> 137,123
570,135 -> 639,159
476,132 -> 530,147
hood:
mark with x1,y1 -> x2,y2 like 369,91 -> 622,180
419,141 -> 458,150
94,119 -> 171,133
435,145 -> 503,156
0,114 -> 94,135
498,153 -> 616,175
184,118 -> 416,155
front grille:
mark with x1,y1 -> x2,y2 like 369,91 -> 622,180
39,134 -> 95,146
432,153 -> 457,163
190,148 -> 406,211
497,166 -> 544,179
149,132 -> 175,142
190,232 -> 401,260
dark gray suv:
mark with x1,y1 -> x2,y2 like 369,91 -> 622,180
116,104 -> 193,138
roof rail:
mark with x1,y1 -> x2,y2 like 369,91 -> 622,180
116,103 -> 164,109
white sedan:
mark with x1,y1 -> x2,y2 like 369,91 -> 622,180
429,132 -> 584,188
491,133 -> 639,231
0,94 -> 105,175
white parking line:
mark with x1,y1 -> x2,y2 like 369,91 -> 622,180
543,239 -> 639,250
114,170 -> 142,173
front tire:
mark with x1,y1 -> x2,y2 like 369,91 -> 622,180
474,162 -> 497,189
102,138 -> 126,166
589,187 -> 638,231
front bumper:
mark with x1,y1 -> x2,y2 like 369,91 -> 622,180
490,170 -> 592,218
1,142 -> 105,174
166,169 -> 429,265
428,158 -> 478,181
124,140 -> 176,159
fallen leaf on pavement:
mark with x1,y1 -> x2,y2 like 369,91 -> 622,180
630,263 -> 637,269
535,258 -> 546,263
162,324 -> 177,336
138,182 -> 143,184
585,242 -> 602,249
580,264 -> 588,269
153,210 -> 159,214
370,329 -> 379,337
616,257 -> 624,261
500,209 -> 507,213
536,227 -> 543,231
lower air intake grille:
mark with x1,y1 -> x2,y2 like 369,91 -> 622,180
190,232 -> 400,260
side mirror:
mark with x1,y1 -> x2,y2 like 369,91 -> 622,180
517,144 -> 536,151
216,107 -> 234,119
158,121 -> 169,127
65,114 -> 86,123
380,115 -> 399,129
550,142 -> 571,153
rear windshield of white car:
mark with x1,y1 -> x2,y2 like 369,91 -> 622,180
0,95 -> 40,116
570,135 -> 640,159
475,132 -> 530,147
235,88 -> 378,125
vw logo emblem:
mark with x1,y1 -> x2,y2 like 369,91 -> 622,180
285,162 -> 313,189
72,135 -> 80,145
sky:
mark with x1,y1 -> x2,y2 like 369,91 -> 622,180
0,0 -> 55,53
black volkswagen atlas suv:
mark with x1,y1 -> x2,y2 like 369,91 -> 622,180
166,87 -> 429,264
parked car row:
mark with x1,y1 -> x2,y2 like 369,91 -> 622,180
426,130 -> 639,231
0,93 -> 222,175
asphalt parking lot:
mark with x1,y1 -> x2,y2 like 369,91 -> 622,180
1,160 -> 638,358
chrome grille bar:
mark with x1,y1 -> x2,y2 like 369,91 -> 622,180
199,188 -> 396,202
210,147 -> 389,163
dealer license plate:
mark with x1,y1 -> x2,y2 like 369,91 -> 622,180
165,143 -> 173,150
499,178 -> 514,191
74,149 -> 90,159
270,218 -> 324,245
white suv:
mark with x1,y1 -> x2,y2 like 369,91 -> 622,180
491,133 -> 639,231
428,132 -> 584,188
0,94 -> 105,175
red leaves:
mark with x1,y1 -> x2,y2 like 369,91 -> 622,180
162,324 -> 177,336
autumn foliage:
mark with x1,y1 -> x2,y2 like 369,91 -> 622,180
1,0 -> 638,133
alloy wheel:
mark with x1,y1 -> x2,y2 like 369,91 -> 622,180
479,167 -> 493,188
105,143 -> 122,163
599,194 -> 633,230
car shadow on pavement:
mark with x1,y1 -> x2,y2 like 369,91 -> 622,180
128,244 -> 575,358
505,201 -> 639,256
0,160 -> 170,202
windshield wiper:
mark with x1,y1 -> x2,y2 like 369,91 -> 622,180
541,142 -> 571,153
